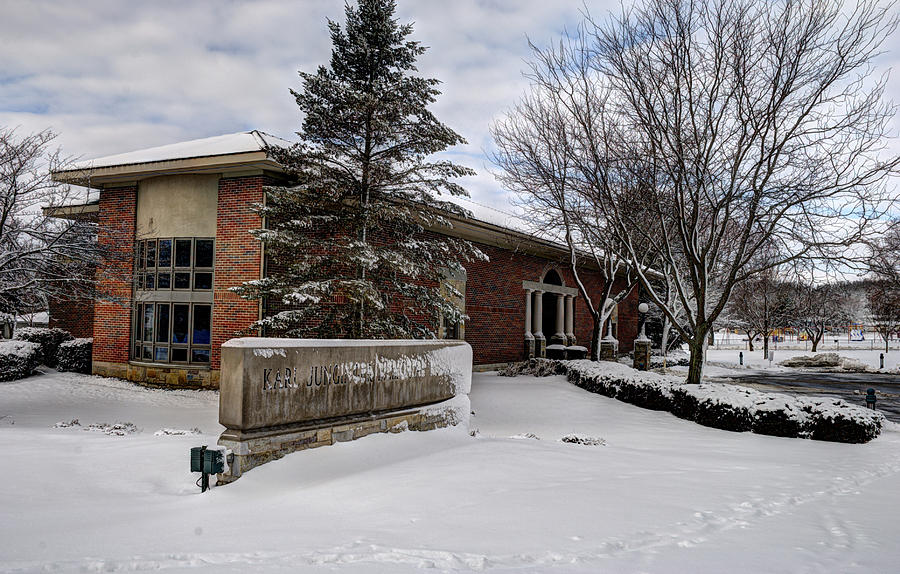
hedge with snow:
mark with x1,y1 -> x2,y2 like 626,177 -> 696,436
503,359 -> 884,443
13,327 -> 73,368
56,338 -> 93,374
0,340 -> 41,381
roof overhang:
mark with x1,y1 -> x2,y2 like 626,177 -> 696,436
52,151 -> 284,189
41,201 -> 99,221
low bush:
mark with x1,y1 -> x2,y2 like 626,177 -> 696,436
510,358 -> 884,444
0,340 -> 41,381
56,338 -> 93,374
13,327 -> 74,368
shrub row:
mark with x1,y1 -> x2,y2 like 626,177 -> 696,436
511,358 -> 884,444
0,340 -> 41,382
13,327 -> 74,368
1,328 -> 93,381
56,338 -> 93,374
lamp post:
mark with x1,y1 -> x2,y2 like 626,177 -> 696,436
633,302 -> 652,371
637,303 -> 650,341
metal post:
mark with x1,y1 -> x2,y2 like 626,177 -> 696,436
200,445 -> 209,493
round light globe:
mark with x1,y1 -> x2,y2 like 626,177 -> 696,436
638,303 -> 650,314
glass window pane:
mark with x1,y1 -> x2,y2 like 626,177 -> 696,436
175,239 -> 192,267
191,349 -> 210,363
157,239 -> 172,267
145,273 -> 155,290
134,344 -> 141,359
172,304 -> 190,344
171,348 -> 188,362
146,240 -> 156,268
137,242 -> 145,270
142,345 -> 153,360
157,273 -> 171,289
133,308 -> 141,342
193,272 -> 212,290
156,304 -> 169,343
195,239 -> 214,268
192,305 -> 211,345
143,304 -> 154,342
155,347 -> 169,362
174,272 -> 191,289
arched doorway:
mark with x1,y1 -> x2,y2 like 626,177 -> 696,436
541,270 -> 563,341
522,272 -> 577,359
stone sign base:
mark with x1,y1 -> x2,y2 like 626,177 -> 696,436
217,395 -> 469,484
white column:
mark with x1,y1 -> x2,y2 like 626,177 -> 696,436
524,289 -> 534,340
533,290 -> 544,340
565,295 -> 575,343
554,293 -> 565,340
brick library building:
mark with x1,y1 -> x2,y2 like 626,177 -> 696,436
50,131 -> 639,388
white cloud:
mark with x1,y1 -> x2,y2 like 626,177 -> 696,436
1,0 -> 897,206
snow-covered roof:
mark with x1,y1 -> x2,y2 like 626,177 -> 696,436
447,195 -> 565,244
62,130 -> 290,172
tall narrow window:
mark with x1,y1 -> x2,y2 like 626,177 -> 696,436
132,237 -> 215,365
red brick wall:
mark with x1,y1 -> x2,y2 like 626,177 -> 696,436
462,242 -> 638,365
92,186 -> 136,364
49,297 -> 94,338
211,176 -> 264,369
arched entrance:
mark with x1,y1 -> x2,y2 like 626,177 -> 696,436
541,270 -> 563,346
522,270 -> 577,358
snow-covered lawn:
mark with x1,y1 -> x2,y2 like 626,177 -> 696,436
705,348 -> 900,372
2,369 -> 900,573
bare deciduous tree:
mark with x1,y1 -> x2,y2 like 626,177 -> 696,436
791,280 -> 852,353
498,0 -> 899,383
727,268 -> 796,358
1,127 -> 100,320
492,64 -> 639,360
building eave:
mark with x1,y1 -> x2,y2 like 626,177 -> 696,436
52,151 -> 284,188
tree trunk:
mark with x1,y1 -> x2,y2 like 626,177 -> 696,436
811,339 -> 818,352
763,334 -> 769,359
686,338 -> 706,385
746,331 -> 754,352
661,316 -> 671,354
590,312 -> 602,361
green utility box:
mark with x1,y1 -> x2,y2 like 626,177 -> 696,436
190,446 -> 225,474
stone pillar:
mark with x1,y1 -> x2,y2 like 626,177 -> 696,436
524,289 -> 535,359
551,293 -> 567,347
633,339 -> 652,370
565,295 -> 575,346
600,319 -> 618,362
533,290 -> 546,358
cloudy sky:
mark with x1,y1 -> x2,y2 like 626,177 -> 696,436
1,0 -> 898,211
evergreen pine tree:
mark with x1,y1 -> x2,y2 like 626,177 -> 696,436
234,0 -> 485,339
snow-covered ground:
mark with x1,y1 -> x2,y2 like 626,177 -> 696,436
704,348 -> 900,373
2,369 -> 900,573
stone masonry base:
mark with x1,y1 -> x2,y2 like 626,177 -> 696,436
92,361 -> 220,389
216,395 -> 470,484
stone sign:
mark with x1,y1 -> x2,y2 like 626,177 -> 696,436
217,338 -> 472,482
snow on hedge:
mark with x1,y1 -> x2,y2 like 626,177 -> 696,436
13,327 -> 73,368
0,340 -> 41,381
56,338 -> 93,374
529,359 -> 884,443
